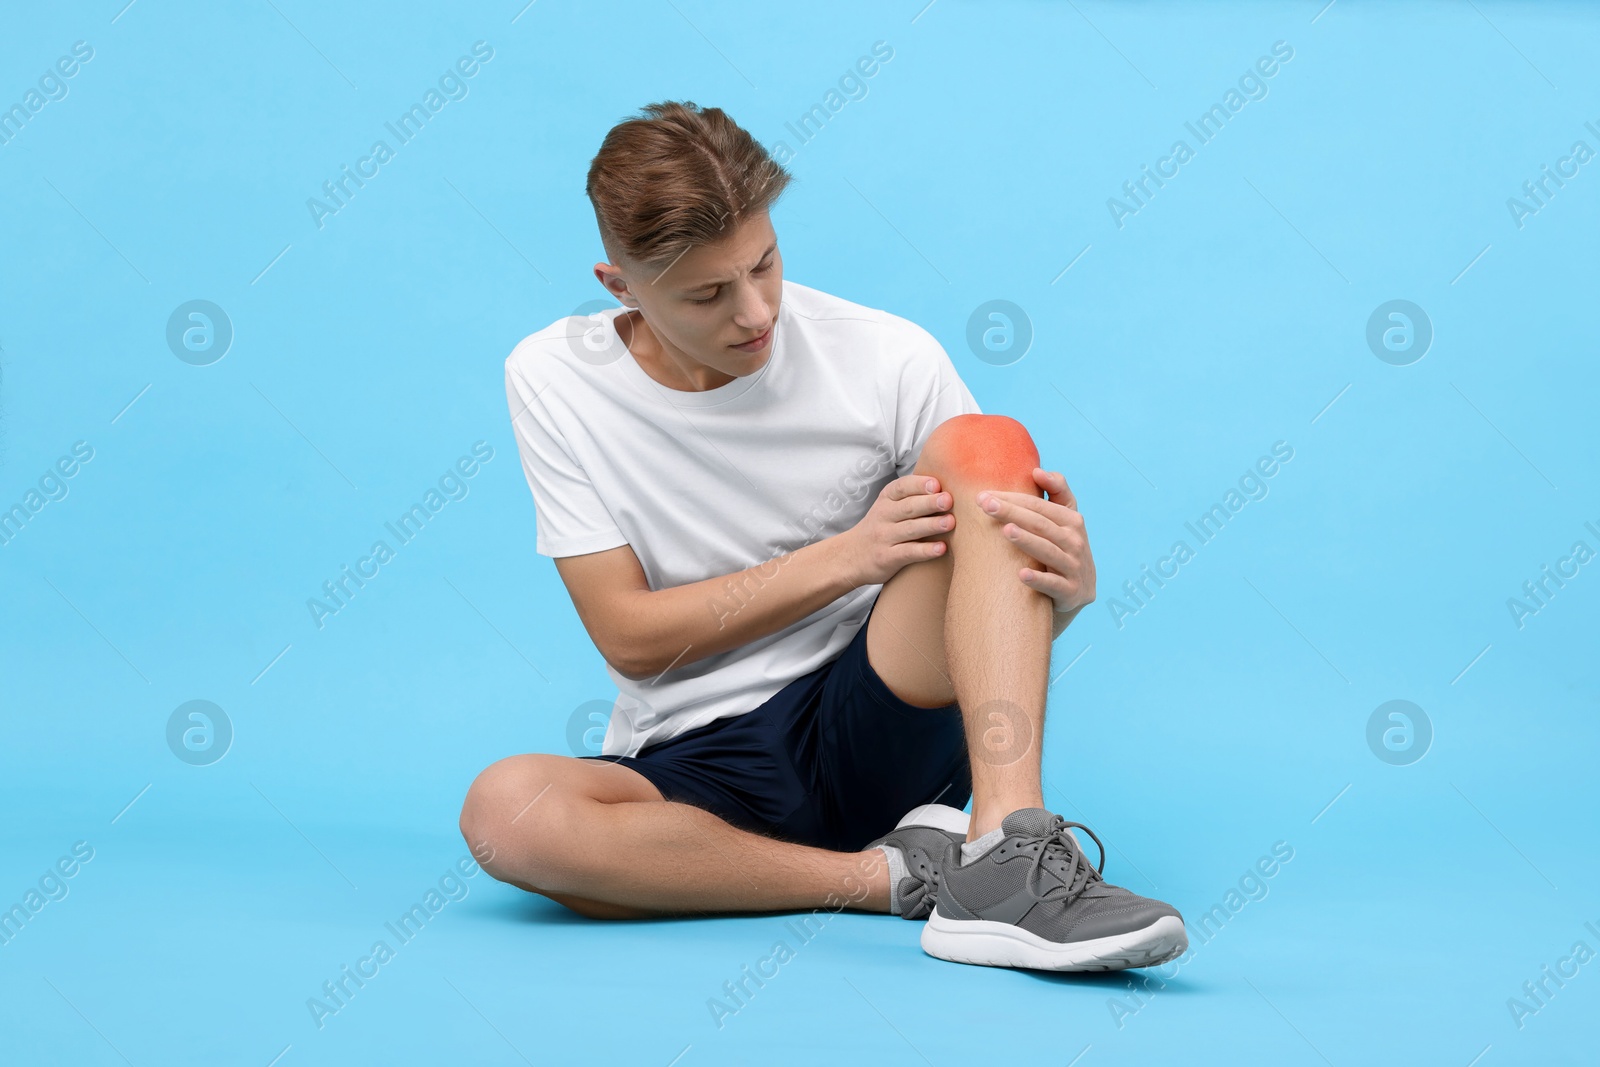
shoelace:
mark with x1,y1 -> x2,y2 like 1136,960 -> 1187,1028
896,841 -> 949,918
1023,816 -> 1108,904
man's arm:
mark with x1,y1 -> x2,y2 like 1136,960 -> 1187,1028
563,533 -> 1083,678
554,472 -> 955,679
554,535 -> 863,680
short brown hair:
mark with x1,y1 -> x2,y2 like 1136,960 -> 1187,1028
585,101 -> 792,269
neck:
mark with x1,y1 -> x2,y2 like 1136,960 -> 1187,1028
619,310 -> 735,392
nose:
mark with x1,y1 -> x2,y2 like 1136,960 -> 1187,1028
731,281 -> 771,329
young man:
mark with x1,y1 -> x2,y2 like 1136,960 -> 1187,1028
459,101 -> 1187,971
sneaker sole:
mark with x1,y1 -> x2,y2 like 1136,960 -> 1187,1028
921,909 -> 1188,972
894,803 -> 971,836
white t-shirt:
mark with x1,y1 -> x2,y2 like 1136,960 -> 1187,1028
505,278 -> 982,757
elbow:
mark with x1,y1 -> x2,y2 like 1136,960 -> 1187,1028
602,631 -> 660,680
597,592 -> 667,680
609,651 -> 657,681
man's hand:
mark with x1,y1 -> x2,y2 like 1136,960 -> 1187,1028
839,474 -> 954,586
975,467 -> 1095,618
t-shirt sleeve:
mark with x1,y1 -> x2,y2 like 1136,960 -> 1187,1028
504,354 -> 629,558
890,320 -> 984,478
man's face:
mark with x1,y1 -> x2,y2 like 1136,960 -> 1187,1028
600,211 -> 783,381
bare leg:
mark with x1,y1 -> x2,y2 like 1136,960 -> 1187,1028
868,414 -> 1053,841
460,754 -> 891,918
942,482 -> 1051,838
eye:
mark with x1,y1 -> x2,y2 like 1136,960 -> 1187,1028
689,291 -> 718,305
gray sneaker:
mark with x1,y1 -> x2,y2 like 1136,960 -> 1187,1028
921,807 -> 1187,971
864,803 -> 971,920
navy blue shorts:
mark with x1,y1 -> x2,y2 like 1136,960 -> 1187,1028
578,594 -> 972,853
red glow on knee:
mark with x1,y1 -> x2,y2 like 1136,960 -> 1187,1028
923,414 -> 1040,493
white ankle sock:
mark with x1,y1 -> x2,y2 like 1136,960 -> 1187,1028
960,827 -> 1004,864
875,845 -> 909,914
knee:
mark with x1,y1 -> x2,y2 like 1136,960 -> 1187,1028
914,414 -> 1041,496
459,754 -> 570,883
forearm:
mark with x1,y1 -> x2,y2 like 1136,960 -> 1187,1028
619,536 -> 861,678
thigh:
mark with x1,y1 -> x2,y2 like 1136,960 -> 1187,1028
864,527 -> 956,710
464,751 -> 666,833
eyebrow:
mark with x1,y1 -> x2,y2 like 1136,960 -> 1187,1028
682,242 -> 777,291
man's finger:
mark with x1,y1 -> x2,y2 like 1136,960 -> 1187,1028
1034,467 -> 1078,510
998,522 -> 1066,573
889,474 -> 940,500
982,490 -> 1081,530
987,502 -> 1076,551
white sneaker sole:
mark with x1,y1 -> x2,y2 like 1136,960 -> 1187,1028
895,803 -> 971,836
921,908 -> 1188,972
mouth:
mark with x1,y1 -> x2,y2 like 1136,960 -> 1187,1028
730,323 -> 773,352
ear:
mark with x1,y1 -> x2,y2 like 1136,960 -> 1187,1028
594,263 -> 635,306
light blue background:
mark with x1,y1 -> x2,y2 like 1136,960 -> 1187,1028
2,1 -> 1597,1064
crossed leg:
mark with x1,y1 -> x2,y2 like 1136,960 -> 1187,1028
459,413 -> 1055,917
458,752 -> 890,920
